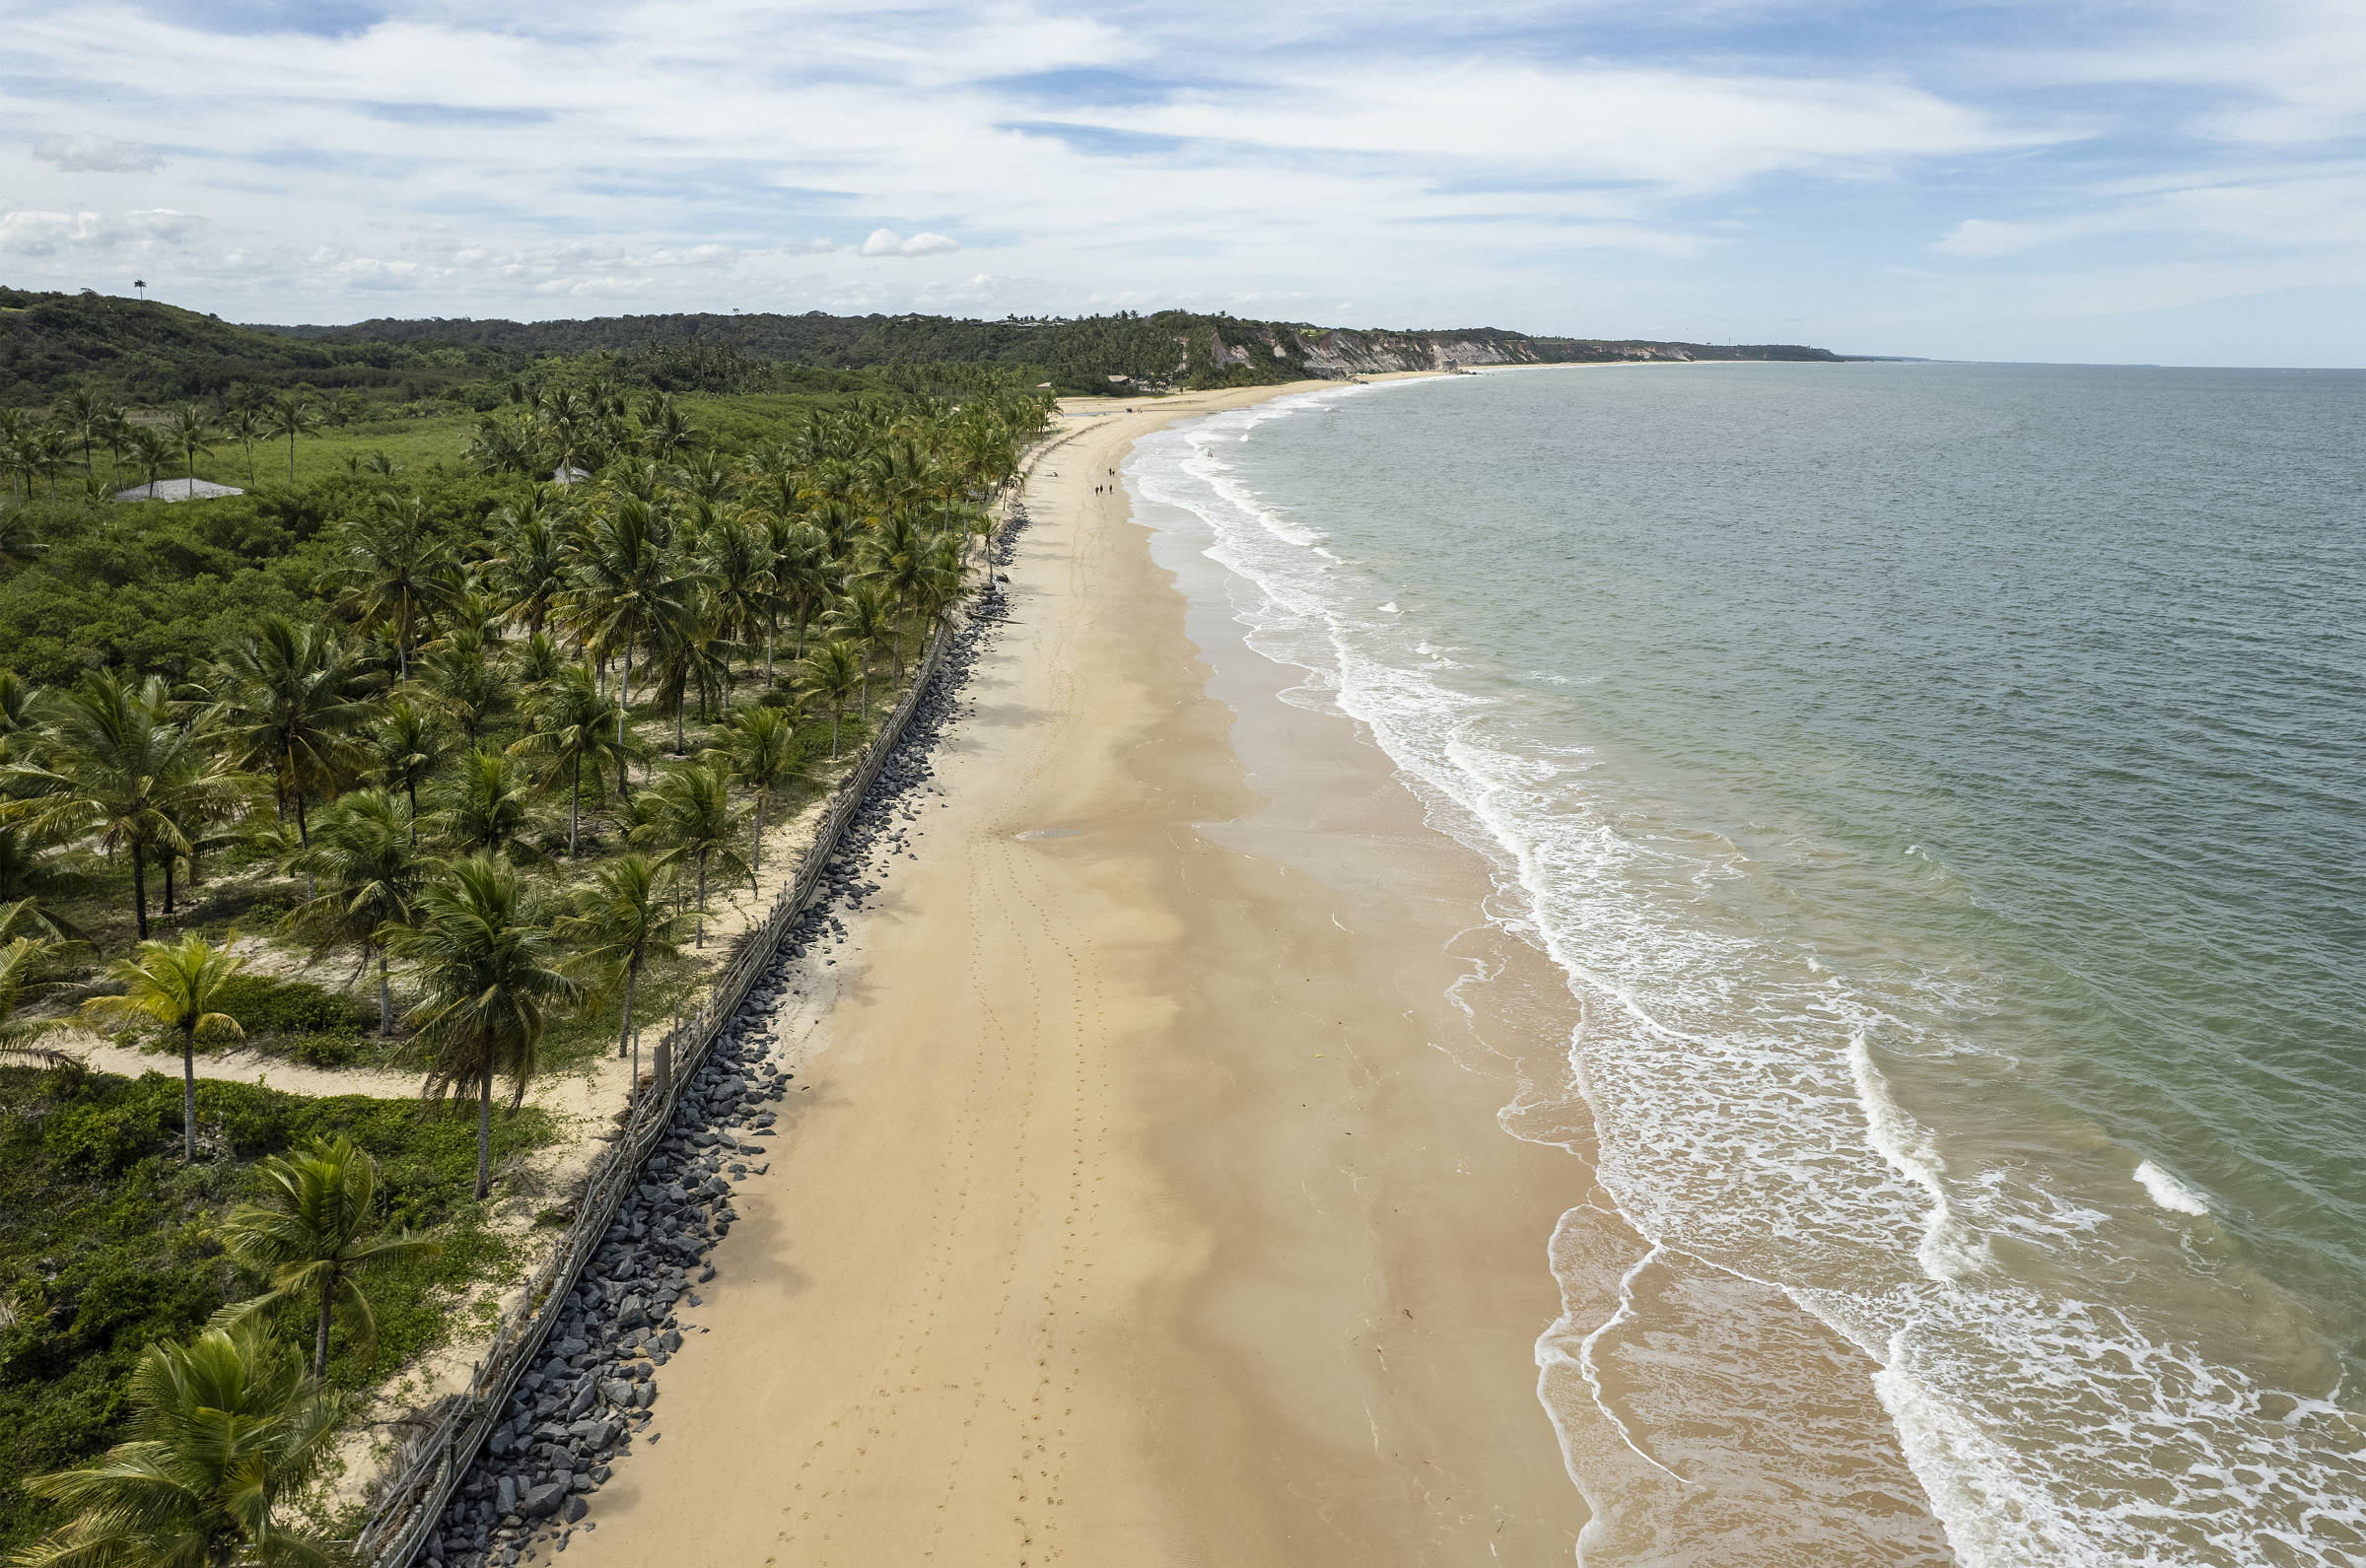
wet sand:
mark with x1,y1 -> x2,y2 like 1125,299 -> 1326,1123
565,381 -> 1589,1567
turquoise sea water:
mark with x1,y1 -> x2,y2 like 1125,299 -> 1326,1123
1130,364 -> 2366,1566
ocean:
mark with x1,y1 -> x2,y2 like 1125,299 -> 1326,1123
1126,362 -> 2366,1567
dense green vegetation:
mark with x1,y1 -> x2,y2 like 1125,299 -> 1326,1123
0,327 -> 1049,1556
0,1062 -> 553,1553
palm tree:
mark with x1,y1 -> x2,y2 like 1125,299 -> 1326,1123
701,514 -> 776,689
209,617 -> 374,852
2,671 -> 236,937
647,591 -> 730,754
629,763 -> 748,946
0,928 -> 67,1055
325,494 -> 459,679
766,517 -> 833,669
11,1324 -> 345,1568
826,581 -> 895,716
223,406 -> 266,485
53,387 -> 112,479
169,404 -> 214,494
510,664 -> 633,856
261,394 -> 322,485
78,933 -> 245,1164
126,424 -> 173,494
424,748 -> 532,861
390,854 -> 578,1199
286,788 -> 423,1035
797,641 -> 863,758
557,854 -> 691,1059
486,495 -> 569,637
563,495 -> 688,713
414,628 -> 514,745
214,1137 -> 442,1378
368,696 -> 453,835
716,705 -> 801,876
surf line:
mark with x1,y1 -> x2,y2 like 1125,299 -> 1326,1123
1567,1242 -> 1692,1485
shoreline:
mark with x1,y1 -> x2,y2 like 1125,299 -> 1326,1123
558,375 -> 1591,1564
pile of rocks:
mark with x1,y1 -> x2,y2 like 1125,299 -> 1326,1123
414,524 -> 1022,1567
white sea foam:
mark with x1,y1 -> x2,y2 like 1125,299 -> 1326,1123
1124,389 -> 2366,1568
2134,1160 -> 2212,1216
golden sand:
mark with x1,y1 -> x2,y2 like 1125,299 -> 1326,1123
565,382 -> 1587,1566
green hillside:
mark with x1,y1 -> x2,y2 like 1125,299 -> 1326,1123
0,288 -> 511,408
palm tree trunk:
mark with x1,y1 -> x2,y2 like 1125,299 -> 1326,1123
180,1033 -> 196,1163
695,856 -> 707,947
475,1068 -> 493,1199
751,794 -> 764,876
378,949 -> 392,1035
618,961 -> 636,1058
569,752 -> 582,856
131,843 -> 150,939
289,433 -> 298,483
314,1268 -> 335,1378
162,853 -> 175,916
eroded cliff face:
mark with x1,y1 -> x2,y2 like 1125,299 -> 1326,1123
1198,323 -> 1812,381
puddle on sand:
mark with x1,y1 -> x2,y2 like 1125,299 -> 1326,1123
1013,828 -> 1080,841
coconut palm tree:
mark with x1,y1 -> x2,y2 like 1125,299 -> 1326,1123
126,424 -> 173,494
486,495 -> 570,637
716,705 -> 801,877
646,591 -> 731,754
414,628 -> 514,746
78,932 -> 245,1164
325,493 -> 460,679
214,1136 -> 442,1378
797,640 -> 863,759
701,514 -> 776,687
825,581 -> 895,716
2,671 -> 236,938
285,788 -> 424,1035
222,405 -> 266,485
556,854 -> 691,1059
53,387 -> 112,479
261,393 -> 322,485
168,403 -> 214,493
389,854 -> 577,1199
628,763 -> 748,947
208,617 -> 374,853
0,928 -> 67,1054
766,517 -> 833,669
424,748 -> 532,861
368,696 -> 453,836
10,1323 -> 345,1568
509,664 -> 634,857
563,495 -> 684,713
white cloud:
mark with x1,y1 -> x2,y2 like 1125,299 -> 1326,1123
0,207 -> 204,254
0,1 -> 2356,358
32,132 -> 164,173
861,228 -> 960,257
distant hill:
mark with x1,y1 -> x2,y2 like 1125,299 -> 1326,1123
0,286 -> 512,405
0,287 -> 1842,406
254,308 -> 1841,386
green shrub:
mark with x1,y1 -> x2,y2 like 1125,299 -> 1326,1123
38,1099 -> 169,1177
0,1063 -> 555,1553
210,973 -> 368,1038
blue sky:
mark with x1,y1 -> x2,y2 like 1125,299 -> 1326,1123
2,1 -> 2361,364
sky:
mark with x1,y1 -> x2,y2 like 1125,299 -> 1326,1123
2,1 -> 2363,365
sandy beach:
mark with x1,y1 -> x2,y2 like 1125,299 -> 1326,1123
565,380 -> 1590,1566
